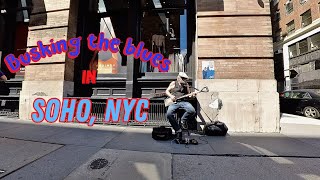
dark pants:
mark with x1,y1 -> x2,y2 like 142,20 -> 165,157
166,101 -> 196,131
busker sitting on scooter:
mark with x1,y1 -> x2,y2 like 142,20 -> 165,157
165,72 -> 196,140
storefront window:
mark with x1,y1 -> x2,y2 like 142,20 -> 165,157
93,0 -> 193,75
310,33 -> 320,51
97,17 -> 126,74
94,0 -> 129,75
139,0 -> 190,73
0,0 -> 32,78
298,39 -> 308,55
289,44 -> 297,58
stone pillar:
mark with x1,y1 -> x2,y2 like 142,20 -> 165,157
196,0 -> 280,132
125,0 -> 140,98
19,0 -> 79,120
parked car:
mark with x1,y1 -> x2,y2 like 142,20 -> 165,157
279,90 -> 320,119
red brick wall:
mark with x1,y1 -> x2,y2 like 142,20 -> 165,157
198,59 -> 274,79
272,0 -> 320,37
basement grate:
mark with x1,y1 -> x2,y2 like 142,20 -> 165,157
89,158 -> 109,170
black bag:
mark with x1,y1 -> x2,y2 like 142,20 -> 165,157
204,121 -> 228,136
152,126 -> 173,140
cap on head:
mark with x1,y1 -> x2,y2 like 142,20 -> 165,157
178,72 -> 189,79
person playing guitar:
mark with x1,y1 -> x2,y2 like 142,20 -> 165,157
165,72 -> 196,140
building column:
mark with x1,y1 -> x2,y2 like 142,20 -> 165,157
195,0 -> 280,132
125,0 -> 140,98
19,0 -> 79,120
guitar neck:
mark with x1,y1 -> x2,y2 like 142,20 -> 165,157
177,91 -> 199,100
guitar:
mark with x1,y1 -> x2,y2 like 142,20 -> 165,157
164,86 -> 209,107
164,92 -> 198,107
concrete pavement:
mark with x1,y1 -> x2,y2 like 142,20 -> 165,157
0,115 -> 319,180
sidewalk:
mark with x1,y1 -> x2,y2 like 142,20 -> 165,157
0,116 -> 320,180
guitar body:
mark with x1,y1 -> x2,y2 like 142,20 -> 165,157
164,92 -> 199,107
164,98 -> 176,107
162,86 -> 209,108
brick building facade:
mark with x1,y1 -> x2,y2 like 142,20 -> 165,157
0,0 -> 279,132
271,0 -> 320,91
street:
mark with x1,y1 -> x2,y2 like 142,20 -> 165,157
0,115 -> 319,180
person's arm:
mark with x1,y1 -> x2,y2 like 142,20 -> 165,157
1,75 -> 7,81
0,71 -> 7,81
186,83 -> 197,98
166,81 -> 176,100
186,83 -> 191,94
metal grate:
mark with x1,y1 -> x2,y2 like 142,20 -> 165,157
91,102 -> 108,124
130,101 -> 170,126
0,111 -> 19,117
0,98 -> 170,126
89,159 -> 108,170
0,99 -> 19,118
91,100 -> 170,126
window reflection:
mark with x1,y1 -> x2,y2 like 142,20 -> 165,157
98,17 -> 126,74
95,0 -> 192,75
140,0 -> 189,73
96,0 -> 128,75
98,17 -> 123,74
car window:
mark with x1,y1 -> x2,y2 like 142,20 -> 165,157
291,92 -> 306,99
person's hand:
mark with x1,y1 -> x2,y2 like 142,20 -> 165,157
170,96 -> 176,102
188,92 -> 197,98
0,75 -> 7,81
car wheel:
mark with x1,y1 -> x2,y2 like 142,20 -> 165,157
303,106 -> 320,119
